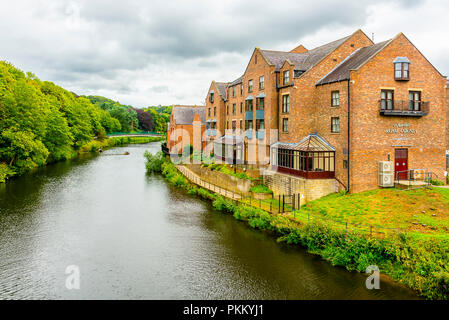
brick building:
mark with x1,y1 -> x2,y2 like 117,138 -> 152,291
167,105 -> 206,155
204,30 -> 447,193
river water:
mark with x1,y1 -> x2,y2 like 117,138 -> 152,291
0,142 -> 418,299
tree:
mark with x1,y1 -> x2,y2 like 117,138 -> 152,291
136,108 -> 153,131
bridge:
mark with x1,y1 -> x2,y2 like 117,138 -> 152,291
106,131 -> 163,138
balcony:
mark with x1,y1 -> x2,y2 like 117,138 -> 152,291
206,129 -> 216,136
256,130 -> 265,140
245,111 -> 253,120
255,109 -> 264,119
245,130 -> 253,139
379,100 -> 429,117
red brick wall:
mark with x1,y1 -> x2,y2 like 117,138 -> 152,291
241,49 -> 277,164
349,33 -> 447,192
205,81 -> 226,141
279,29 -> 373,144
314,82 -> 350,189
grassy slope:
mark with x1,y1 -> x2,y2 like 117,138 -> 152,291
299,188 -> 449,239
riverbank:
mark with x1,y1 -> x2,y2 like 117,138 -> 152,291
1,136 -> 164,183
145,154 -> 449,300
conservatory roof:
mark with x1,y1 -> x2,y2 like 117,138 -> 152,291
213,134 -> 244,145
271,133 -> 335,152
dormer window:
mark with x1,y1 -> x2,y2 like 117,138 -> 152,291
209,91 -> 214,103
394,57 -> 410,80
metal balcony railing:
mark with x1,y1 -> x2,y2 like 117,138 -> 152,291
379,100 -> 429,116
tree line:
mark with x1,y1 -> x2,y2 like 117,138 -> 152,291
0,61 -> 171,182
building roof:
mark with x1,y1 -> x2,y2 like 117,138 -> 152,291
260,34 -> 351,72
315,39 -> 392,86
228,76 -> 243,87
213,134 -> 244,145
215,82 -> 229,100
271,133 -> 335,152
172,105 -> 206,125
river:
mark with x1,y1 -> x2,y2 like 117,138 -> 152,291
0,142 -> 418,299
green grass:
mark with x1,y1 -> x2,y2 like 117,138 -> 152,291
249,184 -> 273,194
298,188 -> 449,239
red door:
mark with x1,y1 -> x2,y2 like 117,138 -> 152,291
395,148 -> 408,180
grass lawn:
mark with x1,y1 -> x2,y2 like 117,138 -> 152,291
296,187 -> 449,239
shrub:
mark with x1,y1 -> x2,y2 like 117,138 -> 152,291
0,163 -> 15,183
430,179 -> 445,186
250,184 -> 273,194
144,151 -> 165,174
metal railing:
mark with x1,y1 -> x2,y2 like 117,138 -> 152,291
379,100 -> 429,116
394,169 -> 433,190
176,165 -> 408,238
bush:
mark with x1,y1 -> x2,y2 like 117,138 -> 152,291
250,184 -> 273,194
144,151 -> 165,174
0,163 -> 15,183
430,179 -> 445,186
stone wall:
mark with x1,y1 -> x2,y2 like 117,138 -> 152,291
187,164 -> 253,195
263,170 -> 338,203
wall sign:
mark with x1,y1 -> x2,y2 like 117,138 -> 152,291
385,123 -> 417,134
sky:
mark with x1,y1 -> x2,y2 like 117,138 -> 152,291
0,0 -> 448,108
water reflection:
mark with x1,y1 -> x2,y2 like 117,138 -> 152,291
0,143 -> 418,299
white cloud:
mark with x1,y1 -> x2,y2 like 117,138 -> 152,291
0,0 -> 446,107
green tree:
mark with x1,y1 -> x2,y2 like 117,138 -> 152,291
0,128 -> 49,174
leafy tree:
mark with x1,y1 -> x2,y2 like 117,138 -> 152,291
85,95 -> 138,132
0,128 -> 49,174
135,108 -> 153,131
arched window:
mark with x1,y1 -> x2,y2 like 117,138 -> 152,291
394,57 -> 410,80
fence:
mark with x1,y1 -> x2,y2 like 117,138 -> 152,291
176,165 -> 406,238
106,131 -> 162,136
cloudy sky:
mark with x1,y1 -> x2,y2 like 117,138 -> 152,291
1,0 -> 447,108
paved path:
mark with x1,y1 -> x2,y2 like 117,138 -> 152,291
176,165 -> 243,200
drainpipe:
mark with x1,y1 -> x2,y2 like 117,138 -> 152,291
347,80 -> 351,193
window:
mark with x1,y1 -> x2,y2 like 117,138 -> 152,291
282,94 -> 290,113
245,120 -> 253,130
245,99 -> 253,111
240,102 -> 243,114
226,105 -> 229,115
256,97 -> 264,110
256,119 -> 264,130
214,107 -> 216,116
255,55 -> 257,64
380,90 -> 394,110
209,92 -> 214,103
232,120 -> 237,133
208,108 -> 211,117
232,103 -> 236,115
232,86 -> 236,98
240,84 -> 243,95
226,121 -> 229,130
331,91 -> 340,107
409,91 -> 421,111
259,76 -> 264,90
283,70 -> 289,85
331,117 -> 340,133
240,120 -> 243,130
248,80 -> 253,92
394,59 -> 410,80
343,160 -> 348,169
282,118 -> 289,132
